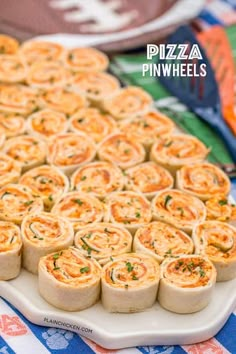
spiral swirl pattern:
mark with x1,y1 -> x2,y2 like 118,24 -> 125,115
52,192 -> 104,230
98,133 -> 145,169
71,161 -> 124,198
65,47 -> 109,72
103,86 -> 153,120
0,84 -> 38,115
177,163 -> 230,200
0,221 -> 21,252
152,189 -> 206,233
134,221 -> 193,262
69,108 -> 117,144
19,41 -> 64,66
75,223 -> 132,264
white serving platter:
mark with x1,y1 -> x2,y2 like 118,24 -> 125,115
0,269 -> 236,350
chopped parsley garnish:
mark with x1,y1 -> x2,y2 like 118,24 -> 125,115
24,200 -> 34,206
110,268 -> 115,283
40,178 -> 47,184
199,268 -> 206,277
132,275 -> 138,280
187,261 -> 194,271
177,207 -> 184,216
81,237 -> 96,255
135,212 -> 141,218
143,122 -> 149,128
164,195 -> 172,208
10,236 -> 15,244
73,199 -> 83,206
81,176 -> 87,181
1,191 -> 11,199
32,106 -> 40,113
126,262 -> 134,272
68,53 -> 74,61
53,253 -> 60,260
80,266 -> 89,274
48,195 -> 53,201
104,228 -> 111,233
218,199 -> 227,206
164,140 -> 172,147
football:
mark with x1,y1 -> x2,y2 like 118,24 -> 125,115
0,0 -> 205,51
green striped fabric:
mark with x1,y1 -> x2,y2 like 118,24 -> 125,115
110,25 -> 236,166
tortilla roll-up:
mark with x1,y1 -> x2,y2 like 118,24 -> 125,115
71,71 -> 120,106
47,133 -> 96,176
4,135 -> 47,172
71,161 -> 124,199
40,87 -> 87,117
0,55 -> 26,83
19,40 -> 64,66
27,109 -> 68,140
27,61 -> 72,89
0,35 -> 19,54
0,133 -> 5,148
125,162 -> 174,200
0,221 -> 22,280
0,184 -> 43,224
0,84 -> 38,116
205,195 -> 234,223
21,212 -> 74,274
158,255 -> 216,314
69,108 -> 117,144
101,253 -> 160,313
103,86 -> 153,120
51,192 -> 104,230
176,163 -> 231,201
152,189 -> 206,234
150,134 -> 210,175
39,247 -> 101,311
230,207 -> 236,228
0,112 -> 26,138
98,133 -> 145,170
65,47 -> 109,72
193,221 -> 236,281
133,221 -> 194,263
0,152 -> 21,187
74,223 -> 132,265
19,165 -> 69,210
118,111 -> 175,150
104,191 -> 152,234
